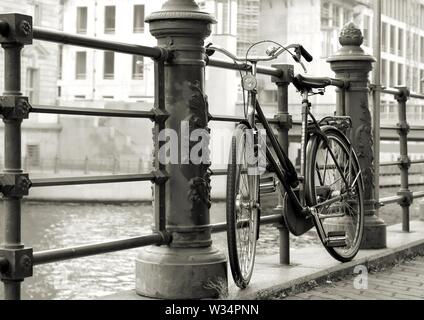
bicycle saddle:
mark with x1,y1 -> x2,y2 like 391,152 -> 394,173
292,74 -> 334,92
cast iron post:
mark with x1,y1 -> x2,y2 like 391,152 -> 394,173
394,87 -> 412,232
328,22 -> 387,249
135,0 -> 227,299
0,14 -> 34,300
271,64 -> 294,265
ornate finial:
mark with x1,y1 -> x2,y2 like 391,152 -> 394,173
339,22 -> 363,46
161,0 -> 200,11
146,0 -> 216,23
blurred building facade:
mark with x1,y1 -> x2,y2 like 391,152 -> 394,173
257,0 -> 424,161
0,0 -> 62,170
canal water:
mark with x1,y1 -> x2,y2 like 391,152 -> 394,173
0,187 -> 421,299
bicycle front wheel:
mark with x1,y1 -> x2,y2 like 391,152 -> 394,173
305,127 -> 364,262
226,124 -> 259,288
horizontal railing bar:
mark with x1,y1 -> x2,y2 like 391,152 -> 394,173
210,114 -> 279,124
31,105 -> 156,119
412,191 -> 424,199
380,190 -> 424,206
410,92 -> 424,100
381,87 -> 424,100
207,57 -> 282,77
379,161 -> 399,167
379,195 -> 403,205
33,233 -> 164,265
211,213 -> 283,234
209,115 -> 245,123
33,27 -> 163,59
31,173 -> 156,187
380,125 -> 424,131
379,160 -> 424,167
210,169 -> 227,176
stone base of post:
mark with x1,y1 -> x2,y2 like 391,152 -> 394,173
361,201 -> 387,249
136,246 -> 227,299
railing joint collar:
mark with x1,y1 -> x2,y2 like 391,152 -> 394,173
0,247 -> 33,281
153,46 -> 170,62
397,190 -> 414,207
273,113 -> 293,130
152,170 -> 168,184
151,108 -> 169,123
394,86 -> 410,103
396,122 -> 410,135
0,173 -> 32,197
397,156 -> 411,170
0,96 -> 32,120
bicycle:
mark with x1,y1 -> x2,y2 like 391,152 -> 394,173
206,42 -> 365,289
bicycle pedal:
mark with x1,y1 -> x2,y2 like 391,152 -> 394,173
327,231 -> 346,238
326,236 -> 347,248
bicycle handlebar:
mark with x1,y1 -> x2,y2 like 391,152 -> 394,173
206,43 -> 313,64
298,45 -> 313,62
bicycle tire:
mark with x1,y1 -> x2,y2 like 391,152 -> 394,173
305,126 -> 364,262
226,124 -> 259,288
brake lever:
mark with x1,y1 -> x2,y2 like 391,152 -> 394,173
299,61 -> 307,73
292,47 -> 307,73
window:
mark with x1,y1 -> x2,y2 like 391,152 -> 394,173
421,37 -> 424,62
26,145 -> 40,167
381,59 -> 387,87
26,68 -> 39,104
398,29 -> 404,56
58,45 -> 63,79
382,22 -> 388,52
133,5 -> 145,33
420,70 -> 424,93
321,1 -> 330,28
132,55 -> 144,80
33,2 -> 42,26
389,25 -> 395,54
76,7 -> 88,34
389,61 -> 395,87
363,15 -> 370,46
216,0 -> 231,34
398,64 -> 404,86
104,6 -> 115,34
333,5 -> 340,28
104,51 -> 114,79
75,51 -> 87,79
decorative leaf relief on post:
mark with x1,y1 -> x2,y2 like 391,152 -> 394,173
185,81 -> 212,213
354,99 -> 375,191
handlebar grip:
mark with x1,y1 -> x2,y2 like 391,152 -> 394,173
299,45 -> 313,62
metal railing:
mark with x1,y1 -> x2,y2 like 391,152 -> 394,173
1,9 -> 424,300
373,87 -> 424,232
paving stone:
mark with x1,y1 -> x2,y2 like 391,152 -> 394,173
283,256 -> 424,300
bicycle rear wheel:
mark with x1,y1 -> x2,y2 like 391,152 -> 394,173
305,127 -> 364,262
226,124 -> 259,288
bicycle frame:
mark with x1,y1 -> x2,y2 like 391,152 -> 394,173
247,83 -> 354,219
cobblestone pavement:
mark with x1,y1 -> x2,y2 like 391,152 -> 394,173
284,256 -> 424,300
